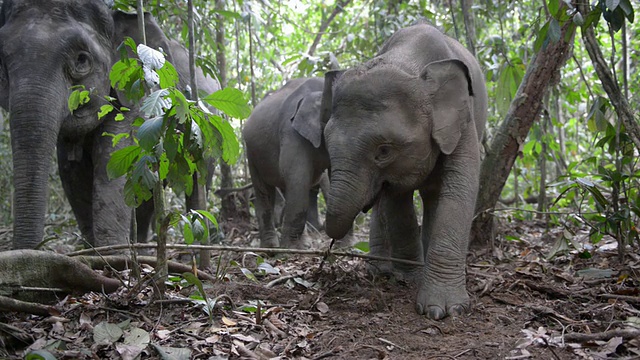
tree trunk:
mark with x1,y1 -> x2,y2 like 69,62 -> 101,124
577,2 -> 640,153
471,7 -> 576,246
216,0 -> 242,226
460,0 -> 476,56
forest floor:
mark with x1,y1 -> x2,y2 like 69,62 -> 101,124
1,216 -> 640,359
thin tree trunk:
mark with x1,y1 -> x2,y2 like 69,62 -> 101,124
184,0 -> 210,269
460,0 -> 476,56
216,0 -> 239,225
578,2 -> 640,153
471,6 -> 576,245
307,0 -> 351,57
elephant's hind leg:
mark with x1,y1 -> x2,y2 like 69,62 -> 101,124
369,191 -> 422,281
247,162 -> 278,248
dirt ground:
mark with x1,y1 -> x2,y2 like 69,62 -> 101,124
1,217 -> 640,359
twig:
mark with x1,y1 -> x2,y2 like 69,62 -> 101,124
67,243 -> 425,267
563,328 -> 640,342
378,337 -> 407,352
265,275 -> 298,288
312,347 -> 343,360
599,294 -> 640,304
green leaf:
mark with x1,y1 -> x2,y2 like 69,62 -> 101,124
548,0 -> 560,18
353,241 -> 369,252
158,61 -> 179,89
132,155 -> 158,190
141,89 -> 171,117
137,116 -> 164,152
25,350 -> 58,360
194,209 -> 219,228
98,104 -> 114,119
534,20 -> 550,52
548,18 -> 561,43
203,87 -> 252,119
107,145 -> 141,179
240,268 -> 259,283
68,89 -> 90,113
181,214 -> 194,244
206,114 -> 241,164
182,272 -> 206,298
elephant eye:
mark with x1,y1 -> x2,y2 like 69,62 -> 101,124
72,51 -> 92,78
375,144 -> 394,164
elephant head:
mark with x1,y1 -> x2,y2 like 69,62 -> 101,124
0,0 -> 177,249
320,59 -> 475,240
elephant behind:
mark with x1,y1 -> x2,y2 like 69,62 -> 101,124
243,78 -> 350,249
321,23 -> 488,319
0,0 -> 218,249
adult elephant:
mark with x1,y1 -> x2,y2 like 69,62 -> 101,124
243,78 -> 351,249
0,0 -> 218,249
320,23 -> 487,320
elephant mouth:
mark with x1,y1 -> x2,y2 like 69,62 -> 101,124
362,182 -> 387,213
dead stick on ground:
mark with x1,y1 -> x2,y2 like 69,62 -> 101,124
67,243 -> 425,267
563,329 -> 640,342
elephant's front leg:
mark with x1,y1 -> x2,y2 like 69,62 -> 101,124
91,124 -> 134,249
280,178 -> 312,250
415,148 -> 479,320
369,191 -> 422,279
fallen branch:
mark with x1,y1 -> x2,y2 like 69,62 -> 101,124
67,243 -> 425,267
79,255 -> 217,282
0,250 -> 121,304
599,294 -> 640,304
563,328 -> 640,342
0,295 -> 55,315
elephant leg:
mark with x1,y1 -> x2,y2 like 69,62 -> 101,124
273,188 -> 285,228
305,185 -> 322,232
415,141 -> 479,320
57,142 -> 95,246
248,162 -> 278,248
91,126 -> 133,248
369,191 -> 422,279
280,180 -> 312,250
135,199 -> 154,243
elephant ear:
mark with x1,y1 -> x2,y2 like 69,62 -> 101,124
291,92 -> 323,148
320,70 -> 344,125
420,59 -> 474,155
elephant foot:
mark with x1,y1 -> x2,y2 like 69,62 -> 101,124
332,232 -> 358,250
281,233 -> 312,250
366,261 -> 421,285
260,237 -> 279,248
415,277 -> 470,320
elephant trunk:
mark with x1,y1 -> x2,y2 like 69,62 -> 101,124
325,167 -> 370,239
10,81 -> 67,249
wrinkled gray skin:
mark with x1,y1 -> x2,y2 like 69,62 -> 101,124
321,24 -> 487,320
0,0 -> 218,249
243,78 -> 334,249
273,171 -> 329,232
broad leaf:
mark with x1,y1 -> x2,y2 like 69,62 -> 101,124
141,89 -> 171,117
137,44 -> 165,70
107,145 -> 141,179
203,87 -> 252,119
137,116 -> 164,152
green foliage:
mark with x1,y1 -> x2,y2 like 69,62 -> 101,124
105,38 -> 246,207
102,37 -> 249,247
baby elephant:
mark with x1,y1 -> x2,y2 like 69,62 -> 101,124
243,78 -> 331,249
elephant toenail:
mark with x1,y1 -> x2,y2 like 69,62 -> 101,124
428,306 -> 445,320
415,303 -> 425,315
449,304 -> 466,316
